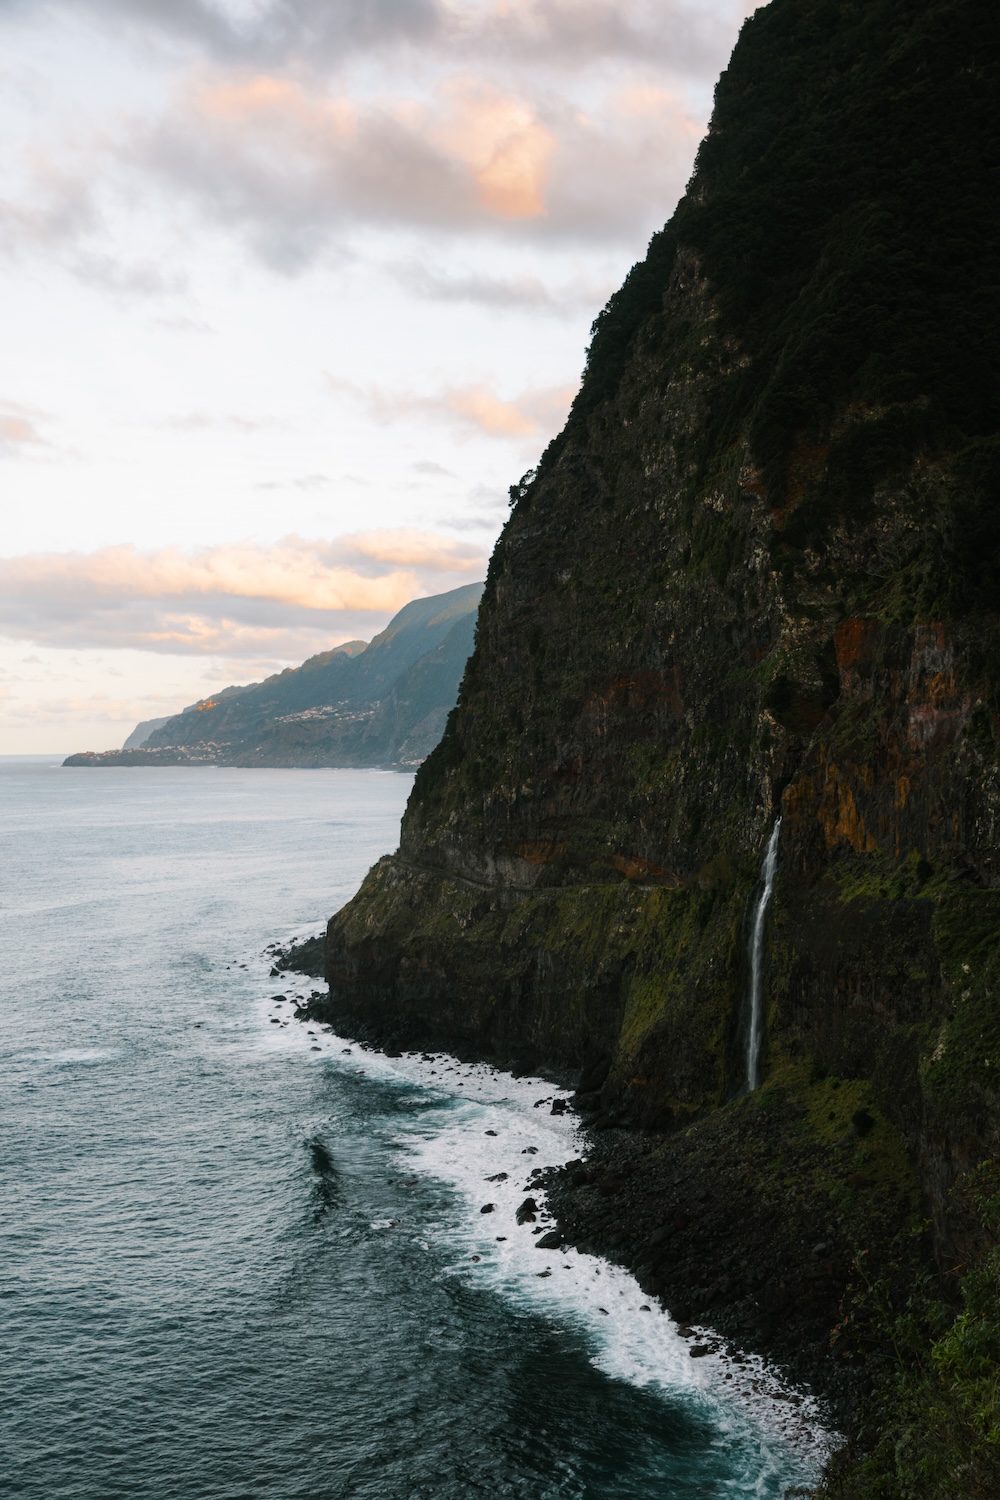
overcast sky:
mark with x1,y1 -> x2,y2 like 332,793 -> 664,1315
1,0 -> 754,753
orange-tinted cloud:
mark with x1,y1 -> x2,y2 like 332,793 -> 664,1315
1,1 -> 746,273
133,65 -> 702,259
0,403 -> 49,455
329,375 -> 577,440
430,79 -> 554,219
0,532 -> 487,654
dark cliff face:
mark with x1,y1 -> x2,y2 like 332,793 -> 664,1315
325,0 -> 1000,1266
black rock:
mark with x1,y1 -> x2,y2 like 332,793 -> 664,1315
575,1057 -> 611,1095
516,1198 -> 538,1224
535,1231 -> 563,1250
480,1203 -> 495,1214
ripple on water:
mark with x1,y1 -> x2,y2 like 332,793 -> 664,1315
2,763 -> 831,1499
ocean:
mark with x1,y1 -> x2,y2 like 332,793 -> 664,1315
1,759 -> 828,1498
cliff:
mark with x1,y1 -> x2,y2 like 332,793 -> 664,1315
317,0 -> 1000,1484
64,583 -> 483,769
121,715 -> 173,749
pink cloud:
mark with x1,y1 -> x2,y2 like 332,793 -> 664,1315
0,402 -> 49,455
0,531 -> 487,654
328,375 -> 577,440
131,66 -> 703,260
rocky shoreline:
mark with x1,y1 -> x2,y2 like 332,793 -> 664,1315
538,1093 -> 915,1432
273,936 -> 916,1440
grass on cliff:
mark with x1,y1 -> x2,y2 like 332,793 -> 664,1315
543,0 -> 999,585
817,1163 -> 1000,1500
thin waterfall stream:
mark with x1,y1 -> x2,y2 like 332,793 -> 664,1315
745,817 -> 782,1091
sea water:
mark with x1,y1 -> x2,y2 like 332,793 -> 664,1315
1,760 -> 829,1498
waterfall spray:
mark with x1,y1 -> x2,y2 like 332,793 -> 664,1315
745,818 -> 781,1091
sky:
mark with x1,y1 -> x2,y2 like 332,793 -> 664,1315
0,0 -> 756,753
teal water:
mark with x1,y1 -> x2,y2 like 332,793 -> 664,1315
0,761 -> 826,1498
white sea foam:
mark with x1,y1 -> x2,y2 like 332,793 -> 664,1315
26,1047 -> 122,1066
242,940 -> 836,1491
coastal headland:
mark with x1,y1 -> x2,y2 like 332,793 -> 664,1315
291,0 -> 999,1490
64,584 -> 483,771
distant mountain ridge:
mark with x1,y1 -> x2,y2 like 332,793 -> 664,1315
122,716 -> 173,749
64,583 -> 483,768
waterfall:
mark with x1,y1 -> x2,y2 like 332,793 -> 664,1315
745,817 -> 781,1091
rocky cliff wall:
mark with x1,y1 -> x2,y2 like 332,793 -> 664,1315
322,0 -> 1000,1283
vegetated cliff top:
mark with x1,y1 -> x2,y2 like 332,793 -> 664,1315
568,0 -> 998,514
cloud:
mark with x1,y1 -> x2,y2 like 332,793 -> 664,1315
0,531 -> 487,656
328,374 -> 576,440
340,528 -> 481,569
0,2 -> 741,275
152,313 -> 215,333
412,459 -> 453,476
158,410 -> 278,432
71,252 -> 189,300
29,0 -> 750,75
0,1 -> 749,276
438,482 -> 509,530
443,0 -> 751,75
1,689 -> 156,729
453,381 -> 579,438
54,0 -> 440,65
131,70 -> 702,262
252,472 -> 333,491
0,401 -> 49,456
0,160 -> 96,259
390,260 -> 613,314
